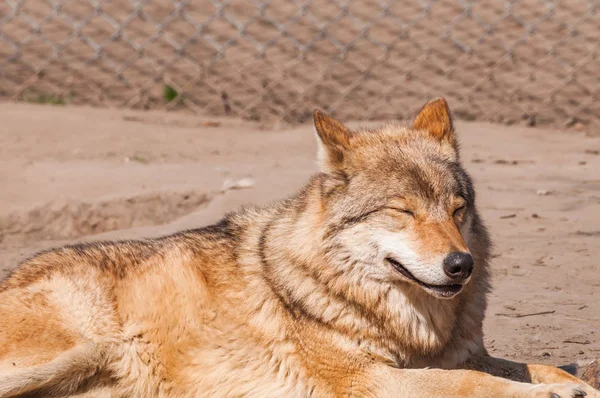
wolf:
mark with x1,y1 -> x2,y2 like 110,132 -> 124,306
0,98 -> 597,397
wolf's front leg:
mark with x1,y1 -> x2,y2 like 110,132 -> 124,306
362,364 -> 589,397
463,354 -> 600,397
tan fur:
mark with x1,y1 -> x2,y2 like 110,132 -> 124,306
0,99 -> 597,397
413,97 -> 455,147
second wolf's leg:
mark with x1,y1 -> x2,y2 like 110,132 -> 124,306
361,364 -> 590,398
463,355 -> 600,396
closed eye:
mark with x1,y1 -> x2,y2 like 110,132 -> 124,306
453,205 -> 466,217
386,207 -> 415,217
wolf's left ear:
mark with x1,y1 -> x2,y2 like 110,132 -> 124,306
313,109 -> 351,173
413,97 -> 457,150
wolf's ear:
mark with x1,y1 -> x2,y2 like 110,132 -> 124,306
313,109 -> 351,172
413,97 -> 456,148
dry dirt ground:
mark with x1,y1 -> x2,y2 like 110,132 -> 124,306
1,103 -> 599,374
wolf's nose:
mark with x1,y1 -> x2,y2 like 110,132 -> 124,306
443,252 -> 474,280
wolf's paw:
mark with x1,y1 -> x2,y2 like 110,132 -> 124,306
530,383 -> 590,398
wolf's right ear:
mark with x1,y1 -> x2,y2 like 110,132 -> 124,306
313,109 -> 350,173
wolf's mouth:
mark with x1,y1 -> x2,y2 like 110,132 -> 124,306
386,257 -> 463,298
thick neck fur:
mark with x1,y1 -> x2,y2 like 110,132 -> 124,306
250,174 -> 491,368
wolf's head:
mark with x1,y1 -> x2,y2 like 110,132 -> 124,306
313,98 -> 479,299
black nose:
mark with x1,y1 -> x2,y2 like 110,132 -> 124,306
443,252 -> 474,280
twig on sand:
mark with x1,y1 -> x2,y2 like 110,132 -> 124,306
495,310 -> 555,318
563,339 -> 591,345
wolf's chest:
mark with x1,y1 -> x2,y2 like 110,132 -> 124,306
114,331 -> 312,397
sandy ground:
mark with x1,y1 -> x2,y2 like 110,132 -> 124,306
1,103 -> 599,373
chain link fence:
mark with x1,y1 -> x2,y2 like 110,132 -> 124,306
0,0 -> 599,127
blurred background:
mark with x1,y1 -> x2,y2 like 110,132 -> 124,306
1,0 -> 599,127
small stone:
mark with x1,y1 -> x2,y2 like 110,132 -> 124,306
222,177 -> 256,191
